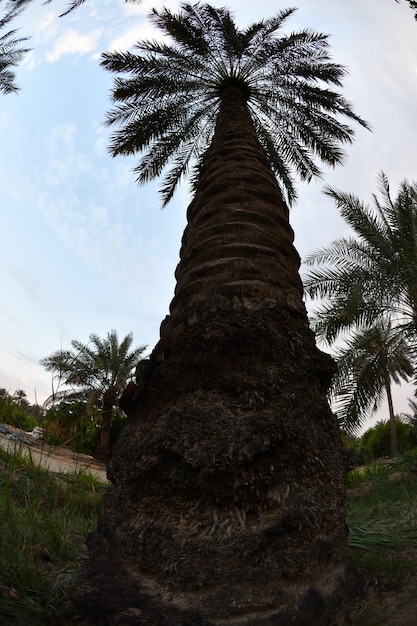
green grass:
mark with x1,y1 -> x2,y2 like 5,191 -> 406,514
0,445 -> 106,625
347,455 -> 417,625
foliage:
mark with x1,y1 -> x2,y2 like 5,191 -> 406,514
0,0 -> 31,94
41,330 -> 145,406
346,454 -> 417,617
0,445 -> 106,625
43,400 -> 100,455
304,173 -> 417,432
359,419 -> 417,461
41,330 -> 146,460
0,388 -> 37,431
305,172 -> 417,345
332,323 -> 413,435
101,2 -> 369,206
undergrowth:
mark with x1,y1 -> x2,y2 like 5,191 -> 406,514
347,455 -> 417,625
0,445 -> 106,625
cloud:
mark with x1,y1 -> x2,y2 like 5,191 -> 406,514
46,28 -> 103,62
11,266 -> 44,308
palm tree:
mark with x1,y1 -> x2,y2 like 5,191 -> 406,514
75,5 -> 368,625
331,323 -> 413,456
41,330 -> 146,461
0,0 -> 30,95
304,172 -> 417,345
304,172 -> 417,452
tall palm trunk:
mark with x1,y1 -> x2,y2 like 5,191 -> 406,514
161,85 -> 303,342
77,86 -> 361,624
385,376 -> 398,457
94,388 -> 115,462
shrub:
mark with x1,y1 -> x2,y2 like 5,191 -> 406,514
360,419 -> 417,461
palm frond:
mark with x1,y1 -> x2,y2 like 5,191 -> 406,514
100,1 -> 369,206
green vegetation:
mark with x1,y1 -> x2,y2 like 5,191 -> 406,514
347,455 -> 417,625
0,444 -> 106,625
0,388 -> 41,432
304,173 -> 417,447
343,418 -> 417,467
41,329 -> 146,461
360,419 -> 417,461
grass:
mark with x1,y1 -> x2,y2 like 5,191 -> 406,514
1,444 -> 417,625
0,445 -> 106,625
347,455 -> 417,625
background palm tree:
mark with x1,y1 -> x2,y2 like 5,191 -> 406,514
41,330 -> 146,461
304,172 -> 417,346
304,172 -> 417,452
75,5 -> 368,624
330,323 -> 413,456
0,0 -> 30,95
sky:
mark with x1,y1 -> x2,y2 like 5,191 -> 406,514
1,0 -> 417,431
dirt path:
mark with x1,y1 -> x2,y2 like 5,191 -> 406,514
0,425 -> 108,481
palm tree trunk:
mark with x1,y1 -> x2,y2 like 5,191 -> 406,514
94,389 -> 115,462
161,85 -> 304,342
78,87 -> 360,625
386,377 -> 398,457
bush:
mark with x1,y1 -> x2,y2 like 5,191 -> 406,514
360,419 -> 417,460
0,398 -> 37,432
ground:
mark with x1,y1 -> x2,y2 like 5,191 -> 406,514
0,423 -> 107,481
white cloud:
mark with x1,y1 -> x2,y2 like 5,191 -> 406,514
46,28 -> 103,62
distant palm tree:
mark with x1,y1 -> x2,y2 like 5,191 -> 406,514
331,323 -> 413,455
305,172 -> 417,348
0,0 -> 30,94
41,330 -> 146,461
76,5 -> 369,624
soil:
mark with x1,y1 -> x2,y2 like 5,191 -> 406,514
0,423 -> 108,481
352,566 -> 417,626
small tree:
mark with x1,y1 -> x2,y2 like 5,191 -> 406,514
41,330 -> 146,461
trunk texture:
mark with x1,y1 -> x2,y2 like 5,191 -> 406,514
75,87 -> 362,624
386,379 -> 398,458
94,389 -> 115,462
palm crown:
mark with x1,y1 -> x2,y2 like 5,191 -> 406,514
101,2 -> 369,206
304,172 -> 417,345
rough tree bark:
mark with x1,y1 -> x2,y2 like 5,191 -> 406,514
74,86 -> 363,625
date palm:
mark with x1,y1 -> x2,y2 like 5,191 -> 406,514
331,323 -> 413,455
41,330 -> 146,461
102,4 -> 367,208
304,172 -> 417,352
76,5 -> 368,625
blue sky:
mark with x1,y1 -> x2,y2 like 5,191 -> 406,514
1,0 -> 417,429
